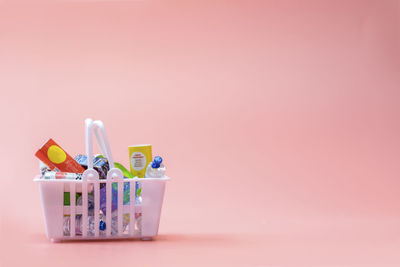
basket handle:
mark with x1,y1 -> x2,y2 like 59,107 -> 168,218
85,118 -> 115,170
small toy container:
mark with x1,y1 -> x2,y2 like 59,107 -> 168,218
34,119 -> 170,241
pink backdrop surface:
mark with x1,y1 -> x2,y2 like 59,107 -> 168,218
1,1 -> 399,266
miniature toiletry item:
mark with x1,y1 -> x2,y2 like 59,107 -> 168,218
63,192 -> 80,206
74,154 -> 110,179
99,182 -> 131,214
114,162 -> 134,178
129,145 -> 151,205
145,156 -> 166,178
74,154 -> 88,168
39,161 -> 51,176
93,157 -> 109,179
99,220 -> 106,231
35,139 -> 85,173
64,200 -> 130,236
129,145 -> 152,178
42,171 -> 83,180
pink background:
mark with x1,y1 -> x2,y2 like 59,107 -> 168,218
1,1 -> 399,266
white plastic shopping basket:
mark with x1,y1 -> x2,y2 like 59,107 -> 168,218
34,119 -> 170,242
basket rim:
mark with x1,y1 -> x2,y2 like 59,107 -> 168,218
33,175 -> 171,183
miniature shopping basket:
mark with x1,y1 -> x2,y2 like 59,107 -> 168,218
33,119 -> 170,242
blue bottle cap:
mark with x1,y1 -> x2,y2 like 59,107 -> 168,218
151,156 -> 163,168
99,220 -> 106,231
